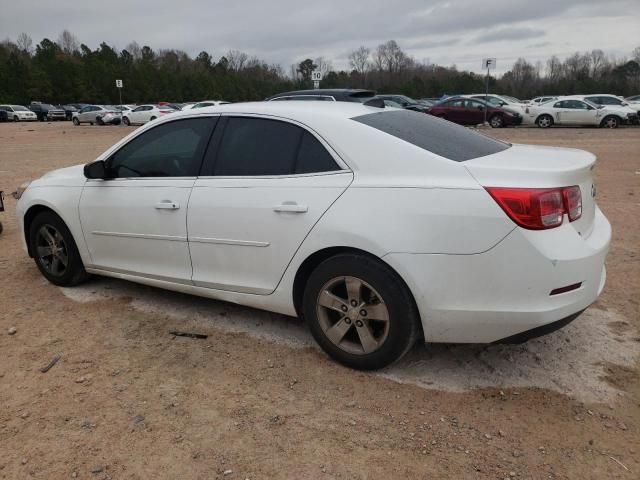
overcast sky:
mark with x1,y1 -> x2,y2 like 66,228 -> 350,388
1,0 -> 638,74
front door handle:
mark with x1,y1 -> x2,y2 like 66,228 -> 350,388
273,202 -> 308,213
155,201 -> 180,210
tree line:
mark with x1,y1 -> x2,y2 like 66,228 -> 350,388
0,31 -> 638,105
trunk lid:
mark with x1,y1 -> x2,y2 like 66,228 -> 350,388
464,143 -> 597,236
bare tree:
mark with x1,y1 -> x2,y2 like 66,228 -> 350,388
632,46 -> 640,64
58,29 -> 79,53
348,46 -> 370,74
16,32 -> 33,55
314,56 -> 334,77
125,41 -> 142,60
374,40 -> 409,73
226,49 -> 249,71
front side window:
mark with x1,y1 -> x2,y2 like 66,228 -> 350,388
108,118 -> 214,178
211,117 -> 340,176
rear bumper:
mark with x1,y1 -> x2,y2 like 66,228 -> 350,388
384,206 -> 611,343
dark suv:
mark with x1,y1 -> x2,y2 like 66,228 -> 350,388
29,103 -> 66,121
267,89 -> 376,103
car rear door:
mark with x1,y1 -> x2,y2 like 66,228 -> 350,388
464,99 -> 486,124
187,115 -> 353,294
79,117 -> 216,282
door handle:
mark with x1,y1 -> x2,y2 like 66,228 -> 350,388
155,201 -> 180,210
273,202 -> 308,213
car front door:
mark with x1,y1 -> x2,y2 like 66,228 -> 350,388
464,99 -> 486,124
129,106 -> 147,124
79,117 -> 216,282
187,115 -> 353,294
559,100 -> 594,125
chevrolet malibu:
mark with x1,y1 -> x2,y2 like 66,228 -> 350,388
14,102 -> 610,370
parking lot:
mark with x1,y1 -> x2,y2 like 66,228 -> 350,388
0,122 -> 638,479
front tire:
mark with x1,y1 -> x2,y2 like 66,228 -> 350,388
536,114 -> 553,128
96,117 -> 104,126
600,115 -> 619,129
13,115 -> 19,122
72,117 -> 80,126
28,211 -> 90,287
42,114 -> 48,122
489,114 -> 504,128
303,253 -> 420,370
123,116 -> 131,126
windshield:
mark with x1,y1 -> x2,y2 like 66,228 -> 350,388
501,95 -> 522,103
396,95 -> 418,104
583,99 -> 600,109
352,110 -> 510,162
13,106 -> 29,111
349,91 -> 376,103
40,104 -> 55,109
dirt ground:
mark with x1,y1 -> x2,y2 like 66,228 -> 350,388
0,121 -> 638,479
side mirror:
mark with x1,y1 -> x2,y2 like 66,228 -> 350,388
477,105 -> 484,110
84,160 -> 108,179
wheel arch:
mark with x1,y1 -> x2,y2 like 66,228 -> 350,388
291,246 -> 424,339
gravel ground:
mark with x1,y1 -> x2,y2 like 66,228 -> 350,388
0,122 -> 638,479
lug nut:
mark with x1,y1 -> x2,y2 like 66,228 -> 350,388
360,309 -> 367,316
341,305 -> 348,312
345,318 -> 351,324
351,300 -> 357,307
356,320 -> 364,327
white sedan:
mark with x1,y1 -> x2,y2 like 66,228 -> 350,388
14,102 -> 610,370
184,100 -> 231,110
122,105 -> 176,125
0,105 -> 38,121
525,98 -> 630,128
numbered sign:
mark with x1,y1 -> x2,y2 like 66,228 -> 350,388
311,71 -> 323,81
115,79 -> 123,88
482,58 -> 496,70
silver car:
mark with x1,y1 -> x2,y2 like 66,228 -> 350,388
72,105 -> 120,125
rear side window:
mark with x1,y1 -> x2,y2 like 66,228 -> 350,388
352,110 -> 510,162
211,117 -> 340,176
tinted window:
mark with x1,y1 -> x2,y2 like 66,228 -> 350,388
352,110 -> 510,162
109,118 -> 214,178
446,99 -> 465,107
214,117 -> 301,176
295,132 -> 339,174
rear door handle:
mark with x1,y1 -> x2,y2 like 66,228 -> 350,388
155,201 -> 180,210
273,202 -> 308,213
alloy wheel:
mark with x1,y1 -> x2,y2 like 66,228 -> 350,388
603,117 -> 618,128
316,276 -> 390,355
35,224 -> 69,277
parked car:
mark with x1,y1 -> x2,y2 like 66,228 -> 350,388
14,102 -> 610,370
267,89 -> 376,103
58,105 -> 78,120
73,105 -> 120,125
0,105 -> 38,122
427,96 -> 522,127
525,98 -> 628,128
375,95 -> 428,112
189,100 -> 232,109
464,94 -> 528,114
28,103 -> 66,121
569,94 -> 639,122
122,105 -> 176,125
625,94 -> 640,103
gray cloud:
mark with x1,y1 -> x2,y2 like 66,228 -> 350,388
0,0 -> 636,73
474,27 -> 546,44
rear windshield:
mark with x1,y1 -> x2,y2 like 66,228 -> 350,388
352,110 -> 510,162
349,92 -> 376,103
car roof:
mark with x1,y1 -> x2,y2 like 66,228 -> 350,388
267,89 -> 375,100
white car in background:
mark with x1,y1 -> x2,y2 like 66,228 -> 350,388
13,102 -> 610,370
186,100 -> 232,110
0,105 -> 38,121
73,105 -> 121,125
525,97 -> 627,128
465,94 -> 528,114
528,96 -> 559,105
122,105 -> 176,126
570,94 -> 639,122
625,94 -> 640,105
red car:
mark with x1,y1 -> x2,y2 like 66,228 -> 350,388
427,96 -> 522,128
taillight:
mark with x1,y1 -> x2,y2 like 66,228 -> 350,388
159,110 -> 172,113
485,186 -> 582,230
563,185 -> 582,221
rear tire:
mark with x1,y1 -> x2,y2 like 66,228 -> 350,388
303,253 -> 420,370
96,117 -> 104,126
536,114 -> 553,128
43,114 -> 48,122
28,211 -> 90,287
123,117 -> 130,126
